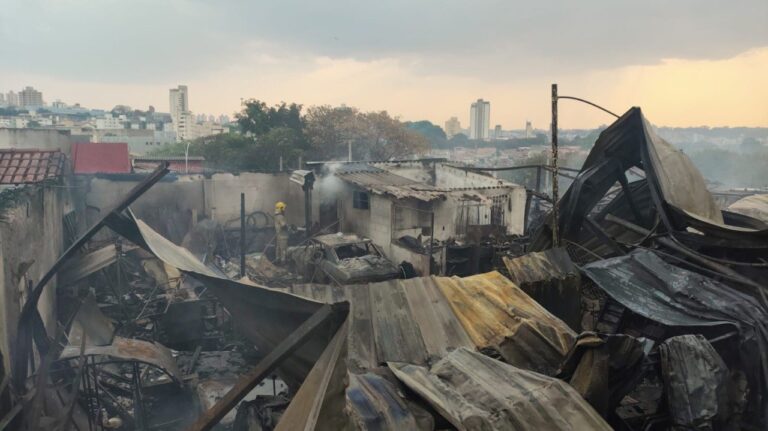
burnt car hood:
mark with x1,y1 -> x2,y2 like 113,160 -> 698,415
330,255 -> 401,283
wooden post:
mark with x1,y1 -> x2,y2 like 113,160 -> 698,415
551,84 -> 560,247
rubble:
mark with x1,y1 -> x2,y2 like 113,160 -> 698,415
3,107 -> 768,430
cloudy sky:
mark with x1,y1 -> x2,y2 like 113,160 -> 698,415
1,0 -> 767,128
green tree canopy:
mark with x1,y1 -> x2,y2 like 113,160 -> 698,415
304,106 -> 429,161
151,101 -> 429,171
405,120 -> 447,149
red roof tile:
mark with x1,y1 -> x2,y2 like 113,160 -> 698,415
0,149 -> 65,185
71,142 -> 131,174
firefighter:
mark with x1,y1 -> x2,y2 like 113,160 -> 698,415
274,201 -> 288,264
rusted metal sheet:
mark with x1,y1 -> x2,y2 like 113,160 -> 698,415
503,247 -> 582,330
289,272 -> 574,376
59,336 -> 182,383
389,348 -> 611,431
436,271 -> 576,376
399,277 -> 474,360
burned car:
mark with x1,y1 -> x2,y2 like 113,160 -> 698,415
288,233 -> 401,284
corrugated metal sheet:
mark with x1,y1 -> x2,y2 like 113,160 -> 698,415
0,149 -> 64,184
72,142 -> 131,174
336,168 -> 446,202
389,348 -> 611,431
289,276 -> 474,371
346,372 -> 432,431
288,272 -> 575,376
436,271 -> 576,375
503,248 -> 582,330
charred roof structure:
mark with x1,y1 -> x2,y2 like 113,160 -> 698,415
2,107 -> 767,431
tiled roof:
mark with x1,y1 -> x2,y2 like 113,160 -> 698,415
0,149 -> 65,185
71,142 -> 131,174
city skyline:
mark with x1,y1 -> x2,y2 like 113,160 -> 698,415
1,1 -> 766,128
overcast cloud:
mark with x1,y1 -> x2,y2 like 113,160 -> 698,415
0,0 -> 766,127
1,0 -> 766,83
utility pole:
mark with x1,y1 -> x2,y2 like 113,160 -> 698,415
240,193 -> 246,278
551,84 -> 560,247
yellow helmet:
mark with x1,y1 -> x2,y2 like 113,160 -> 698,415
275,201 -> 286,211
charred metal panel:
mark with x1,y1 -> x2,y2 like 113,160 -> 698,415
389,348 -> 611,430
584,250 -> 768,426
503,248 -> 582,331
659,335 -> 730,429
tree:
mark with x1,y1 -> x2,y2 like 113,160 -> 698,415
448,133 -> 470,147
304,106 -> 429,161
406,120 -> 447,149
236,99 -> 304,136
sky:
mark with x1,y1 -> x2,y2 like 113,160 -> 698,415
1,0 -> 767,129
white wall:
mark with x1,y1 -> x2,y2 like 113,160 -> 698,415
0,128 -> 72,153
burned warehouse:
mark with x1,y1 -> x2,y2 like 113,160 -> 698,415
0,105 -> 767,431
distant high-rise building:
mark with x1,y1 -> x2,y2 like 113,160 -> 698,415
493,124 -> 502,140
218,114 -> 230,125
6,91 -> 19,107
444,117 -> 461,138
469,99 -> 490,141
525,121 -> 533,138
19,86 -> 44,108
169,85 -> 188,119
169,85 -> 190,141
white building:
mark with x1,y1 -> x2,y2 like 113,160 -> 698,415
19,86 -> 44,108
317,161 -> 526,276
493,124 -> 502,140
0,93 -> 5,105
444,117 -> 462,138
169,85 -> 190,141
6,91 -> 19,107
95,114 -> 126,130
169,85 -> 188,121
525,121 -> 534,138
469,99 -> 490,141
